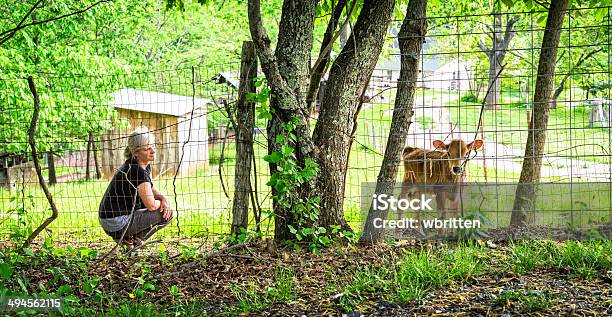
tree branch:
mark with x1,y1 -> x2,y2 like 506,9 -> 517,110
306,0 -> 351,112
0,0 -> 111,46
23,77 -> 59,248
247,0 -> 295,111
553,48 -> 603,100
477,38 -> 491,55
500,15 -> 519,52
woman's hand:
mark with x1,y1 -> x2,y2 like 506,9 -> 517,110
160,197 -> 174,221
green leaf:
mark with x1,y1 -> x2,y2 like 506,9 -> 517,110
143,281 -> 156,291
595,8 -> 607,21
500,0 -> 514,8
288,225 -> 297,234
537,15 -> 547,27
64,295 -> 79,304
56,285 -> 73,296
258,112 -> 273,120
23,248 -> 34,256
263,152 -> 283,163
281,145 -> 294,156
0,263 -> 14,279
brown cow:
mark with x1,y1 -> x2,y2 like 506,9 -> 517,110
399,139 -> 484,235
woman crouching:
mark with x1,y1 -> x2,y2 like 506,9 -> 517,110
98,126 -> 174,246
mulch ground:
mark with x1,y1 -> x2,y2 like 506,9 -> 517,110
83,240 -> 611,316
7,240 -> 611,316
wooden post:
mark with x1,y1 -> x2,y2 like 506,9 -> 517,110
92,133 -> 101,179
47,151 -> 56,185
231,41 -> 257,235
85,131 -> 92,180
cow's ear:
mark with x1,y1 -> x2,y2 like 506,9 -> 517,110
432,140 -> 446,150
469,139 -> 484,151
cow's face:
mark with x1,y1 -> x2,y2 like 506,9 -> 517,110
432,139 -> 484,175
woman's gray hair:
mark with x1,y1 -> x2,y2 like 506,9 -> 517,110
124,126 -> 156,159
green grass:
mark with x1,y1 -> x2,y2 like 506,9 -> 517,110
447,98 -> 612,164
337,243 -> 487,310
508,240 -> 612,279
494,289 -> 558,313
1,240 -> 610,315
415,116 -> 435,129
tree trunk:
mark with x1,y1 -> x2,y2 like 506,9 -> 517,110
478,12 -> 519,110
86,131 -> 93,180
248,0 -> 317,241
313,0 -> 395,230
487,12 -> 503,110
360,0 -> 428,244
47,151 -> 56,185
511,0 -> 568,226
231,41 -> 257,235
485,58 -> 502,110
92,135 -> 101,179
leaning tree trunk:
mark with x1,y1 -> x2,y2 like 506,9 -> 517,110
360,0 -> 428,244
312,0 -> 395,230
248,0 -> 317,241
231,41 -> 257,235
511,0 -> 568,226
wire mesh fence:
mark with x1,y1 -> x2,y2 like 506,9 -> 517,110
1,7 -> 611,245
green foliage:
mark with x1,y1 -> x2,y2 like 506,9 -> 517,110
1,0 -> 283,156
508,240 -> 612,278
460,94 -> 479,103
337,244 -> 487,311
263,116 -> 329,251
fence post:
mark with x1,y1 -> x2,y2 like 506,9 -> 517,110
231,41 -> 257,235
86,131 -> 93,180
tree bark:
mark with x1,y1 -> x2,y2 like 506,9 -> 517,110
248,0 -> 317,241
360,0 -> 428,244
511,0 -> 568,226
231,41 -> 257,235
312,0 -> 395,230
86,131 -> 93,180
92,135 -> 101,179
478,13 -> 519,110
47,151 -> 56,185
306,0 -> 349,116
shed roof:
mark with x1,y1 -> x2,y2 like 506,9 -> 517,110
215,71 -> 240,89
110,88 -> 210,117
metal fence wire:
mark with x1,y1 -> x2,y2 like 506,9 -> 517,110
1,7 -> 610,245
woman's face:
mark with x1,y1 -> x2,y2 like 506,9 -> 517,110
133,143 -> 156,164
